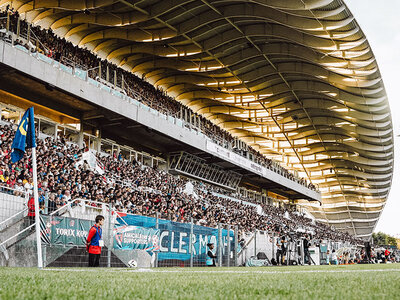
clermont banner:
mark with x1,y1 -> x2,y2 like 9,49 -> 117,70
113,225 -> 160,251
116,214 -> 235,266
41,215 -> 92,246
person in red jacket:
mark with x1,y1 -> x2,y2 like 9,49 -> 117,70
27,196 -> 35,225
86,215 -> 104,267
384,248 -> 391,263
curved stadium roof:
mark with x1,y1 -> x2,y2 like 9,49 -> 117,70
6,0 -> 393,238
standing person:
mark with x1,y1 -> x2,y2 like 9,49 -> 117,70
206,243 -> 217,267
27,195 -> 35,225
384,248 -> 390,263
331,249 -> 338,265
86,215 -> 104,267
365,242 -> 372,263
326,250 -> 331,265
276,236 -> 286,265
303,234 -> 311,265
281,236 -> 287,265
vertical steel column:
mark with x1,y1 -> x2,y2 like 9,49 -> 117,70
107,206 -> 112,268
43,191 -> 48,267
6,11 -> 9,32
16,16 -> 20,37
54,123 -> 58,141
32,148 -> 43,268
155,212 -> 159,268
254,230 -> 257,257
234,226 -> 238,266
44,192 -> 49,215
272,236 -> 275,262
27,23 -> 31,51
218,223 -> 222,267
97,129 -> 102,153
189,217 -> 193,268
78,122 -> 83,148
227,224 -> 231,267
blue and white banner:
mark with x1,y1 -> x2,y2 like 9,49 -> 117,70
116,214 -> 235,265
113,225 -> 160,251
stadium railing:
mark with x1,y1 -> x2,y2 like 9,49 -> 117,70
0,186 -> 359,268
0,21 -> 320,193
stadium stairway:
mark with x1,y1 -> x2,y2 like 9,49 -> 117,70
0,206 -> 75,267
0,216 -> 34,266
0,207 -> 134,267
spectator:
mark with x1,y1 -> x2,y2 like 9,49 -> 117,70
0,114 -> 359,246
0,12 -> 318,192
330,250 -> 338,265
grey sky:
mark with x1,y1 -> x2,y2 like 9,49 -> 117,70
345,0 -> 400,236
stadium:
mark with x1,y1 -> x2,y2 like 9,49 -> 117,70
0,0 -> 398,298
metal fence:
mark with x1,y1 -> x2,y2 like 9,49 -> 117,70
0,189 -> 357,268
0,191 -> 240,268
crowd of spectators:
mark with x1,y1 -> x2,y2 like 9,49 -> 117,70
0,121 -> 361,245
0,8 -> 317,191
326,246 -> 399,265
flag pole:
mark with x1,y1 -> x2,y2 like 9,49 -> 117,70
32,147 -> 43,268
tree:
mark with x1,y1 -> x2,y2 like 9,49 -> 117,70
387,236 -> 397,247
372,232 -> 397,247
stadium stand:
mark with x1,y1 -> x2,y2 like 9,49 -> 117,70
0,4 -> 381,269
0,120 -> 361,244
0,9 -> 317,192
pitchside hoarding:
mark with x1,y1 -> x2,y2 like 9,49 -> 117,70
41,214 -> 234,266
41,215 -> 92,246
117,214 -> 235,266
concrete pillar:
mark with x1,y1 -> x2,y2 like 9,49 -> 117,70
27,23 -> 31,51
117,145 -> 120,157
37,118 -> 41,137
6,11 -> 10,32
54,123 -> 58,141
16,16 -> 20,37
97,129 -> 102,153
78,122 -> 84,149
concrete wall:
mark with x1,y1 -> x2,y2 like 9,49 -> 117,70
0,191 -> 26,223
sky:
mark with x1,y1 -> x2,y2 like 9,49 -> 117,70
345,0 -> 400,237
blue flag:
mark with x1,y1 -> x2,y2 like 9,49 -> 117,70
11,107 -> 36,163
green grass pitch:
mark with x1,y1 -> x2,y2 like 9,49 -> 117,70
1,264 -> 399,299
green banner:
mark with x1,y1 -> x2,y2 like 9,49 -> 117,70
42,215 -> 92,246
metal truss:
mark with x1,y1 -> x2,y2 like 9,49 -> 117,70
169,151 -> 242,190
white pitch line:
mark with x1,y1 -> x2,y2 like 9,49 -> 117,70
129,268 -> 400,274
43,268 -> 129,272
42,267 -> 400,275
